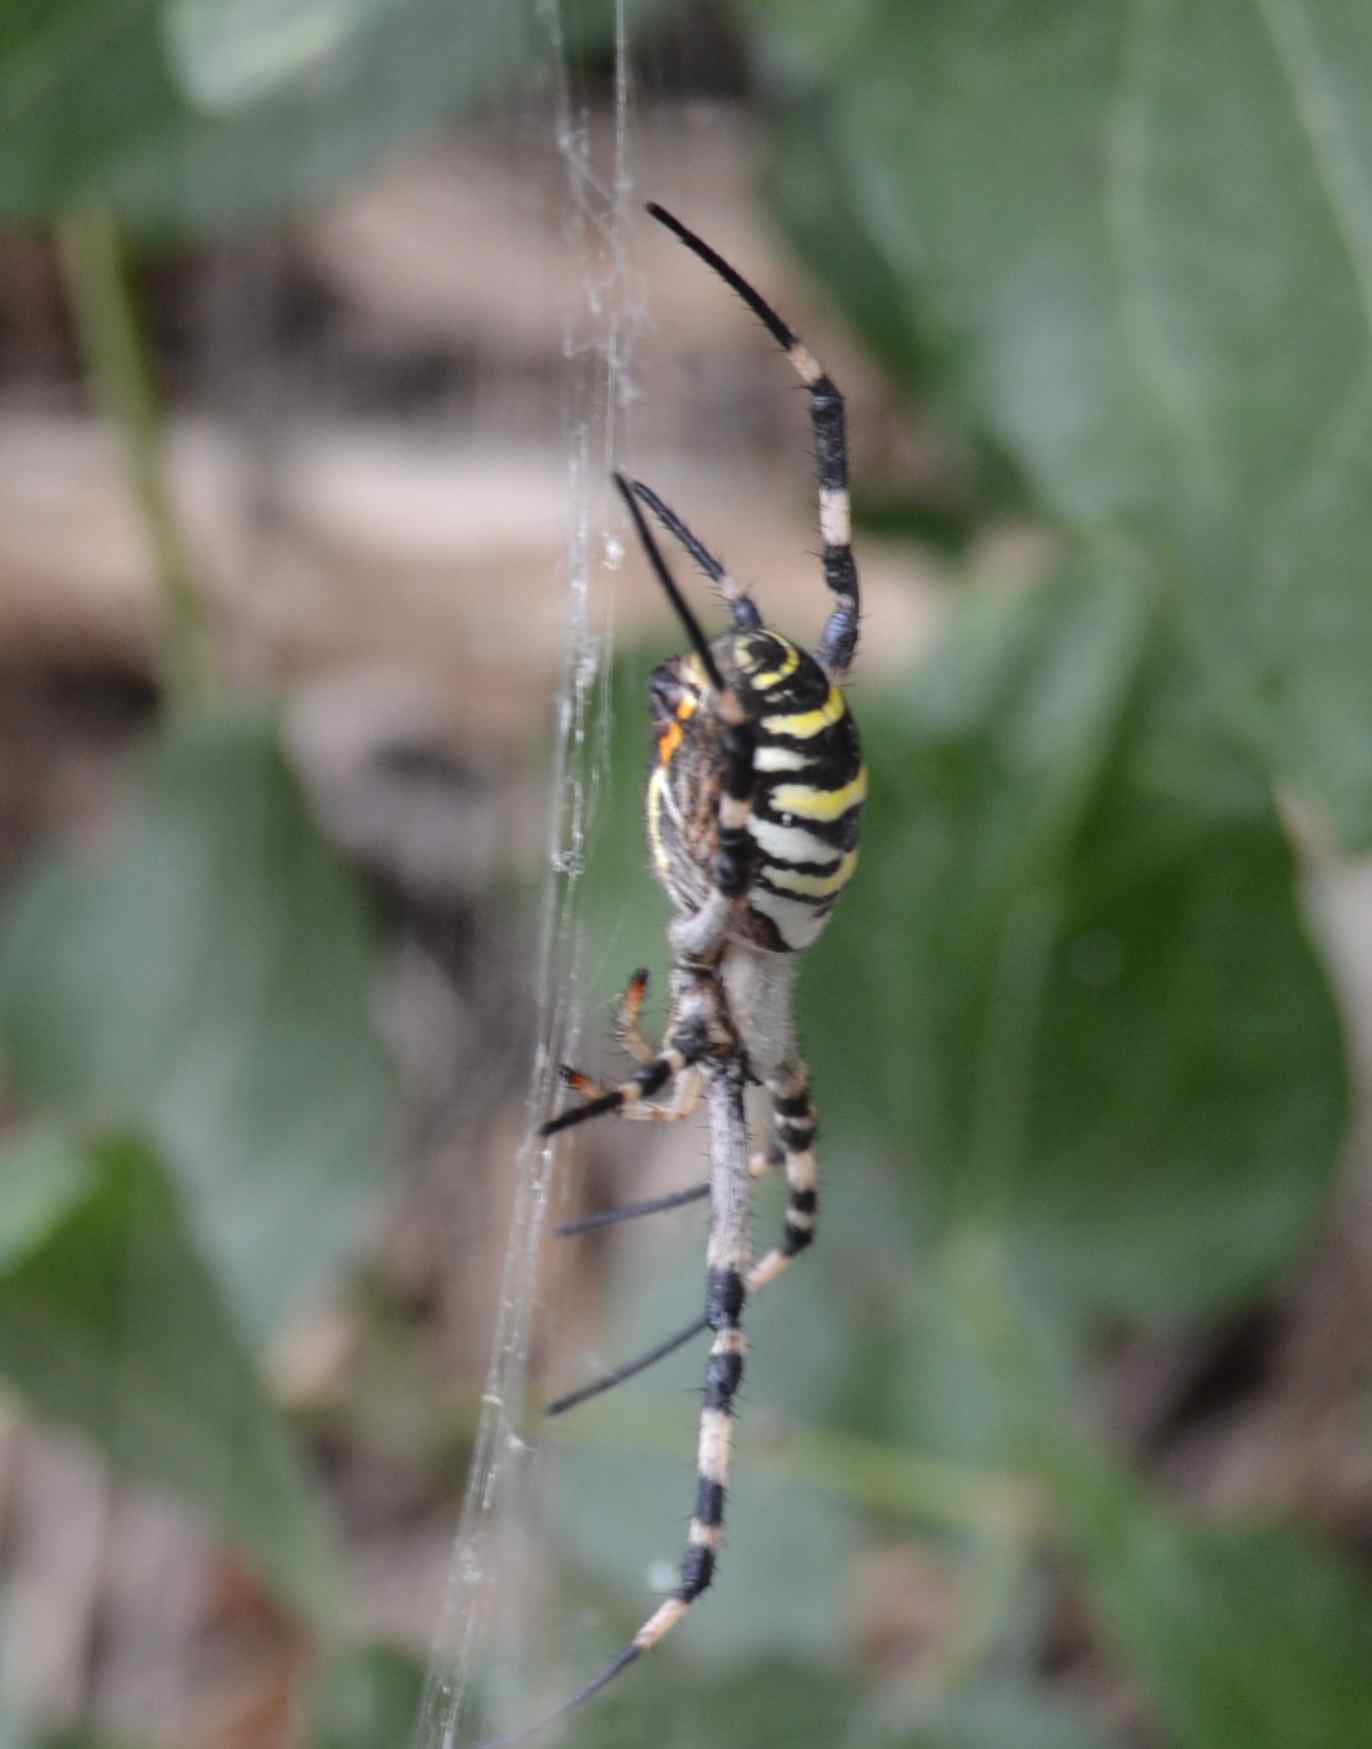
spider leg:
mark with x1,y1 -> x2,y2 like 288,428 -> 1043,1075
543,961 -> 729,1138
514,1078 -> 794,1748
646,204 -> 860,681
554,970 -> 706,1122
557,1061 -> 706,1125
617,1069 -> 751,1664
626,477 -> 762,632
554,1181 -> 710,1236
747,1064 -> 818,1292
545,1311 -> 710,1416
612,966 -> 656,1063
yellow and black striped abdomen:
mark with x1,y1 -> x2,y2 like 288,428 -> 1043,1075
733,634 -> 864,953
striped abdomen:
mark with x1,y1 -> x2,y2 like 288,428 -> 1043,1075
740,638 -> 863,952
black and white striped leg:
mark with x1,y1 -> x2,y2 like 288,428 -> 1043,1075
553,969 -> 709,1128
483,1074 -> 757,1745
633,1268 -> 744,1651
748,1066 -> 818,1293
558,1061 -> 706,1125
630,1067 -> 752,1657
645,204 -> 860,682
794,349 -> 860,683
542,1016 -> 710,1138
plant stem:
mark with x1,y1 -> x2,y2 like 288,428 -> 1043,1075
56,207 -> 211,709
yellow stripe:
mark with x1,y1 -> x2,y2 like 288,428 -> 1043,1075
760,685 -> 846,739
771,765 -> 867,821
744,639 -> 800,689
765,850 -> 858,897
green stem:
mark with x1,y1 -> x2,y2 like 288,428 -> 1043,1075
56,207 -> 211,709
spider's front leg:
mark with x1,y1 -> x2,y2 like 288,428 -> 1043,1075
542,969 -> 721,1138
559,1058 -> 705,1126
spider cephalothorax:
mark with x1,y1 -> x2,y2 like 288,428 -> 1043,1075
487,202 -> 864,1748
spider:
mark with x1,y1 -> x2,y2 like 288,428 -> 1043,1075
489,203 -> 863,1744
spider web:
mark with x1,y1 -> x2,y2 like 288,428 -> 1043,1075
413,4 -> 640,1743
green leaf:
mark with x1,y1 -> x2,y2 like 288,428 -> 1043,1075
803,556 -> 1345,1323
0,1122 -> 94,1268
0,1130 -> 346,1628
760,0 -> 1372,844
0,2 -> 180,216
1063,1469 -> 1372,1749
0,710 -> 393,1337
0,0 -> 537,229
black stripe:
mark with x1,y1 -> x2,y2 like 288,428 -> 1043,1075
778,1119 -> 817,1149
706,1267 -> 745,1327
775,1091 -> 813,1119
783,1223 -> 815,1257
722,722 -> 755,800
678,1542 -> 715,1601
752,852 -> 843,880
810,380 -> 848,490
633,1057 -> 673,1101
715,842 -> 752,898
790,1189 -> 818,1215
756,807 -> 861,854
756,879 -> 827,909
704,1349 -> 744,1409
696,1477 -> 726,1526
823,547 -> 859,611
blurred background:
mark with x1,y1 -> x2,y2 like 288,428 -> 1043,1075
2,3 -> 1370,1747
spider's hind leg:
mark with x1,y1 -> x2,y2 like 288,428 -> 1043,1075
748,1061 -> 818,1293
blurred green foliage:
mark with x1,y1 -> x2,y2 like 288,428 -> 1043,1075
2,2 -> 1371,1747
0,1127 -> 347,1628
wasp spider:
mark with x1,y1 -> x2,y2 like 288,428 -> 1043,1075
494,203 -> 864,1743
